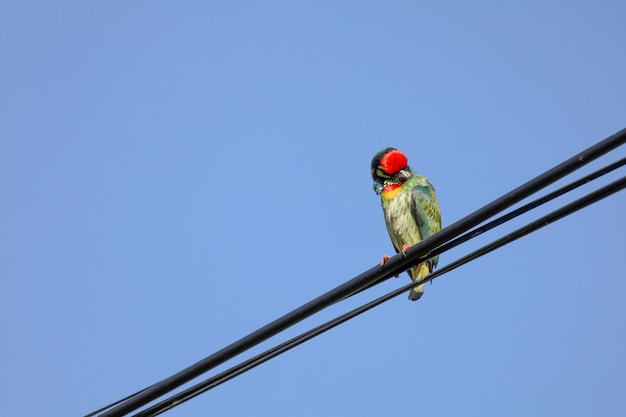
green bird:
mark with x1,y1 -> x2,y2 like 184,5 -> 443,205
371,147 -> 442,301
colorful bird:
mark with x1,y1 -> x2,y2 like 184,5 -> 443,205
371,147 -> 442,300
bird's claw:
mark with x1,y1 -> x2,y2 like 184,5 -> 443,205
400,244 -> 421,268
380,254 -> 400,278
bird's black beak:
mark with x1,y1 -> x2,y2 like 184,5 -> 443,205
395,169 -> 411,183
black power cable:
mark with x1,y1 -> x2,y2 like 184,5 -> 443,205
96,128 -> 626,417
90,155 -> 626,417
133,174 -> 626,417
85,389 -> 154,417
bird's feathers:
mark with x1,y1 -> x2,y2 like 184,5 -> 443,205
373,149 -> 442,301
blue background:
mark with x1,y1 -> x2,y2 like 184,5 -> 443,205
2,2 -> 625,416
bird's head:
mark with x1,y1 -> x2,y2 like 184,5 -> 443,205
371,147 -> 411,195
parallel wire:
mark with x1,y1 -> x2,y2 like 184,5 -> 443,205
90,155 -> 625,417
93,128 -> 626,417
85,389 -> 153,417
134,173 -> 626,417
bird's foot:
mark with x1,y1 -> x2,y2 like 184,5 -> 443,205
400,244 -> 420,268
380,255 -> 400,278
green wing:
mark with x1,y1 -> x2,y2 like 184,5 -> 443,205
410,178 -> 442,267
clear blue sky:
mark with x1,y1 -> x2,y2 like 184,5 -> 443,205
2,2 -> 625,416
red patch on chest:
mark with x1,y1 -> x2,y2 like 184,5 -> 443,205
383,183 -> 402,193
381,183 -> 404,201
379,150 -> 408,175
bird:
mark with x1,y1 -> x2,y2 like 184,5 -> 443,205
371,147 -> 442,301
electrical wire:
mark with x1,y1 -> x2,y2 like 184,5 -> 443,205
90,155 -> 626,417
85,388 -> 154,417
92,128 -> 626,417
132,173 -> 626,417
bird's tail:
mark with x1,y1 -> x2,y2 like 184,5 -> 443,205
407,263 -> 432,301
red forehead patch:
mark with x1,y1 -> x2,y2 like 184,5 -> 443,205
379,149 -> 408,175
